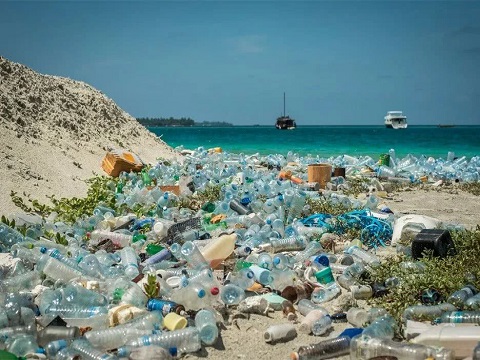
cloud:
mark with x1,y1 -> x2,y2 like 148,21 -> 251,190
230,35 -> 266,54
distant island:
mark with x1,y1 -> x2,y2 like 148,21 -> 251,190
137,117 -> 233,127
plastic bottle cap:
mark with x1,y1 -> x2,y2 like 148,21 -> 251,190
166,276 -> 182,288
163,312 -> 187,331
314,255 -> 330,267
210,287 -> 219,295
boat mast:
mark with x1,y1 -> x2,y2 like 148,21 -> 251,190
283,92 -> 286,117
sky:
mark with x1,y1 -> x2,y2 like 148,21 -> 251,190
1,1 -> 480,126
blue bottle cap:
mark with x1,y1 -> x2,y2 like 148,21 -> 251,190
40,247 -> 47,253
314,254 -> 330,267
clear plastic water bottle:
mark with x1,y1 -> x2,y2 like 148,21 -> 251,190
120,246 -> 140,280
286,189 -> 307,224
294,241 -> 323,264
228,268 -> 255,290
465,292 -> 480,310
220,283 -> 245,305
61,283 -> 108,307
297,299 -> 328,316
89,229 -> 141,248
169,281 -> 208,310
361,314 -> 396,339
261,235 -> 307,253
300,309 -> 328,334
36,254 -> 83,282
257,253 -> 274,270
350,336 -> 454,360
40,247 -> 80,271
70,338 -> 119,360
402,303 -> 457,322
0,271 -> 42,293
291,328 -> 363,360
85,327 -> 156,350
311,282 -> 340,304
345,246 -> 380,267
438,311 -> 480,323
118,327 -> 201,356
312,315 -> 332,336
44,304 -> 108,318
447,285 -> 478,309
181,241 -> 209,270
195,309 -> 219,345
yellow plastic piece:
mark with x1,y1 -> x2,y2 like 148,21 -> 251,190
163,312 -> 187,331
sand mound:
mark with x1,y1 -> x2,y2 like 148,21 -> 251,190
0,56 -> 180,216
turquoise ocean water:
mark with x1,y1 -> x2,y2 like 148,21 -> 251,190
149,126 -> 480,160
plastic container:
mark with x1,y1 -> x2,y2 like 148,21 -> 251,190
195,309 -> 219,345
264,323 -> 297,343
249,264 -> 273,285
311,315 -> 332,336
84,327 -> 154,351
200,233 -> 237,268
345,246 -> 380,267
282,300 -> 297,321
297,299 -> 328,317
361,314 -> 396,340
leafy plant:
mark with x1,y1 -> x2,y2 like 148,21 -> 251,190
143,273 -> 160,299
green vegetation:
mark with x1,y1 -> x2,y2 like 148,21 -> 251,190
366,226 -> 480,331
136,117 -> 233,127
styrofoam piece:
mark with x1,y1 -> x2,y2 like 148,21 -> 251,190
391,214 -> 442,245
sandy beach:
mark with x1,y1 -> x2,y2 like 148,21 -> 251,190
1,56 -> 480,359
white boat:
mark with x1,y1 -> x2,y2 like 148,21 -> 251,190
384,111 -> 407,129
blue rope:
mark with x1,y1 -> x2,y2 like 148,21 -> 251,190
300,210 -> 392,249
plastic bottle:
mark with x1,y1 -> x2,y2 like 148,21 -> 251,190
61,283 -> 108,307
437,311 -> 480,323
118,327 -> 201,356
146,299 -> 185,316
36,255 -> 83,282
5,333 -> 38,358
290,328 -> 363,360
297,299 -> 328,317
311,282 -> 340,304
294,241 -> 323,264
200,233 -> 237,268
466,292 -> 480,310
228,268 -> 255,290
361,314 -> 396,339
85,327 -> 155,350
350,336 -> 454,360
473,341 -> 480,360
120,246 -> 140,280
37,326 -> 80,347
44,339 -> 73,358
282,300 -> 297,321
249,264 -> 273,285
40,247 -> 80,270
142,248 -> 172,266
195,309 -> 218,345
70,338 -> 119,360
261,235 -> 308,253
264,323 -> 297,343
0,271 -> 42,293
89,230 -> 143,248
300,310 -> 328,334
272,253 -> 292,270
169,281 -> 208,310
180,241 -> 209,269
286,189 -> 307,224
447,285 -> 478,309
44,304 -> 108,318
220,283 -> 246,305
312,315 -> 332,336
402,303 -> 457,322
345,246 -> 380,267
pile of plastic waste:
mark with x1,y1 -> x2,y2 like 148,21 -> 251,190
0,147 -> 480,360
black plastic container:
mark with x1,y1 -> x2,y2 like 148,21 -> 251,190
412,229 -> 456,259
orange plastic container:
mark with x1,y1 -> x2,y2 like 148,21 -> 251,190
101,150 -> 144,177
